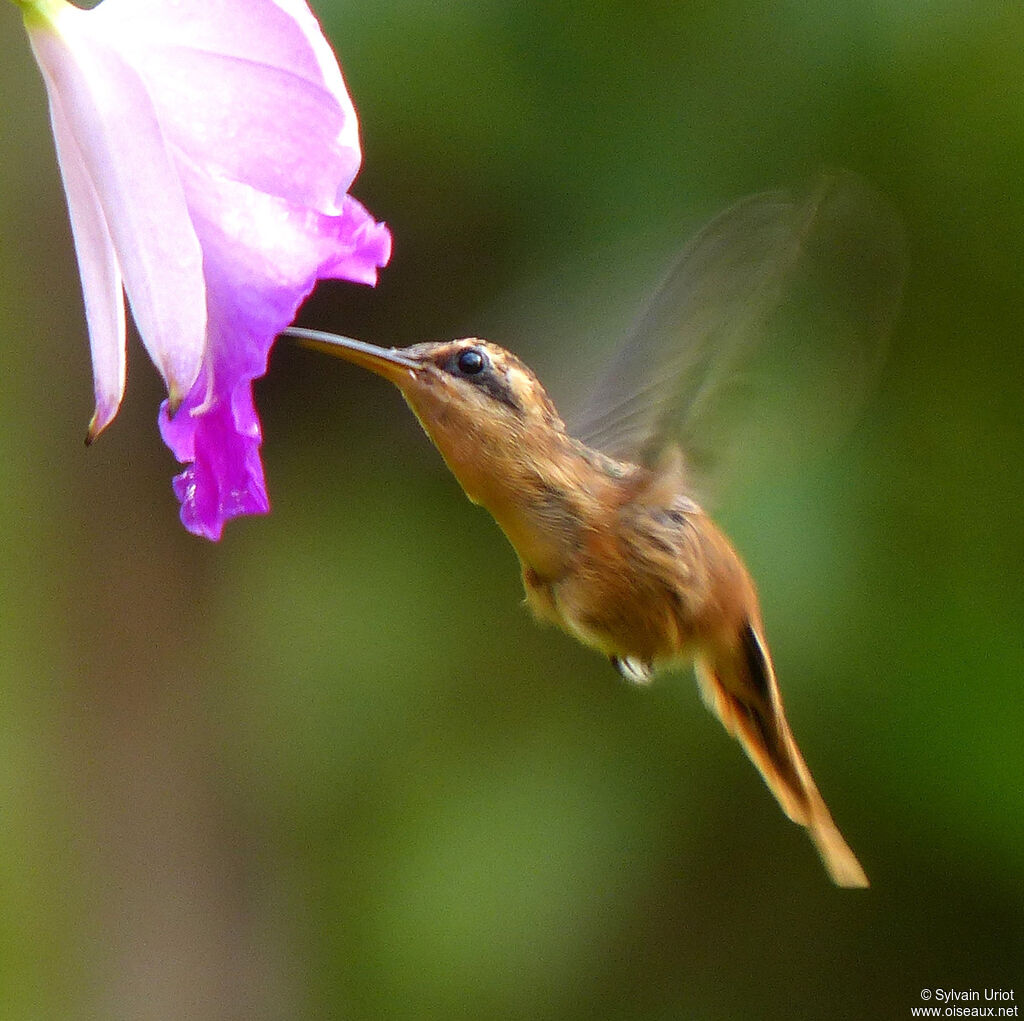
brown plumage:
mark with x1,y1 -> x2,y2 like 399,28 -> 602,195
286,172 -> 904,889
289,331 -> 870,887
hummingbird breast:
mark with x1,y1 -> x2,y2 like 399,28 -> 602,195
520,477 -> 759,668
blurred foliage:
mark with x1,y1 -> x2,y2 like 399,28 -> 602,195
1,0 -> 1022,1017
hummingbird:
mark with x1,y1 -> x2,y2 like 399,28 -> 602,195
286,176 -> 904,888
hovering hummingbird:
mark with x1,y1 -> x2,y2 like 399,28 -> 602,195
286,176 -> 904,888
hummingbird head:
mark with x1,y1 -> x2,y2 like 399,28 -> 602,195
399,337 -> 565,434
287,329 -> 572,508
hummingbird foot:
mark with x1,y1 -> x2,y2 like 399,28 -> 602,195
611,655 -> 654,685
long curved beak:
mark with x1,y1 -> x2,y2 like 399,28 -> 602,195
284,327 -> 420,386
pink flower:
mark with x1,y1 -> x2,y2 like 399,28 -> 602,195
17,0 -> 391,538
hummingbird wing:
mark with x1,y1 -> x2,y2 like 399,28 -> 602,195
571,173 -> 906,503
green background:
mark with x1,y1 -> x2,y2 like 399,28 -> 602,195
1,1 -> 1021,1017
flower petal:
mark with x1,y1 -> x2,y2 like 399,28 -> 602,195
41,64 -> 126,440
90,0 -> 360,212
179,167 -> 393,295
317,195 -> 394,285
23,0 -> 391,539
158,169 -> 391,539
162,361 -> 269,541
124,50 -> 359,215
28,7 -> 208,405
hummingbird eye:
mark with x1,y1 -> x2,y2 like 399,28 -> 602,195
455,347 -> 487,375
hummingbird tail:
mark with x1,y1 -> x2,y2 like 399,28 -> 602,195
694,623 -> 869,888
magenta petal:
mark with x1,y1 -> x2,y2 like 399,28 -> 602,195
161,367 -> 269,540
318,196 -> 394,284
159,169 -> 391,540
163,374 -> 268,541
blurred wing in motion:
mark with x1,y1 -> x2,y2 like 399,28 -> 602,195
571,174 -> 906,501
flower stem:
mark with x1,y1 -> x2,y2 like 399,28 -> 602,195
13,0 -> 70,28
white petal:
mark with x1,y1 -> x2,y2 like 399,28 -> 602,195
29,9 -> 207,406
124,48 -> 360,214
91,0 -> 361,210
269,0 -> 362,155
92,0 -> 362,210
47,86 -> 126,440
93,0 -> 357,117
